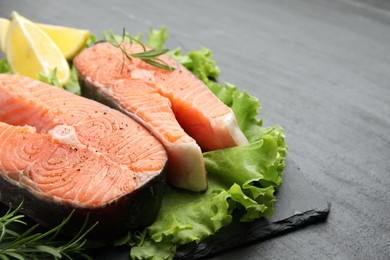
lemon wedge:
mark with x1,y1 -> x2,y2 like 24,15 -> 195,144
38,23 -> 90,60
0,18 -> 9,52
0,17 -> 90,60
5,12 -> 70,86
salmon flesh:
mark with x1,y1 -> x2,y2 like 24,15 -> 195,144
74,42 -> 248,192
0,74 -> 167,238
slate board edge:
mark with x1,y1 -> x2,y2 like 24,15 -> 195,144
175,203 -> 331,260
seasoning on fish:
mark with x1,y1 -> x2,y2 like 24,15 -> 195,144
0,74 -> 167,238
74,42 -> 248,191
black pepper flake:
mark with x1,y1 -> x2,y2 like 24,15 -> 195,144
77,169 -> 81,171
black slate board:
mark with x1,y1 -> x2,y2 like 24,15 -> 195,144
90,157 -> 330,259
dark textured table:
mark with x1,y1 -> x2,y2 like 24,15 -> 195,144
1,0 -> 389,259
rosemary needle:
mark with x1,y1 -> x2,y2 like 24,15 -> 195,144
0,200 -> 98,259
104,28 -> 175,71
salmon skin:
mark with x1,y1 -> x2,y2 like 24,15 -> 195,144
0,74 -> 167,238
74,42 -> 248,192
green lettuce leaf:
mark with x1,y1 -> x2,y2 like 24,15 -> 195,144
37,65 -> 81,95
204,135 -> 280,189
128,185 -> 231,260
148,186 -> 232,245
131,239 -> 176,260
146,26 -> 168,50
85,33 -> 99,48
227,183 -> 273,222
64,65 -> 81,95
169,47 -> 220,82
38,68 -> 61,87
0,58 -> 12,74
168,48 -> 192,68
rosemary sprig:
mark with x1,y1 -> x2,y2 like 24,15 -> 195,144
104,28 -> 174,71
0,201 -> 98,259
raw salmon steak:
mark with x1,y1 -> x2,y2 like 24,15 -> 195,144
0,74 -> 167,238
74,42 -> 248,191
